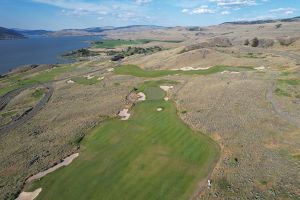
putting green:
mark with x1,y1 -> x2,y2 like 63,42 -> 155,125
115,64 -> 253,78
28,81 -> 219,200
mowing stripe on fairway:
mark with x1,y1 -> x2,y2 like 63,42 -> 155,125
27,81 -> 219,200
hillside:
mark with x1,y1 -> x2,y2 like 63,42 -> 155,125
0,27 -> 25,40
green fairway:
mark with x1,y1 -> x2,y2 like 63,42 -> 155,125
28,81 -> 219,200
73,77 -> 100,85
0,65 -> 74,96
115,64 -> 253,77
93,39 -> 182,48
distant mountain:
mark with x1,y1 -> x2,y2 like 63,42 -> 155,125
48,25 -> 165,37
5,25 -> 166,38
0,27 -> 26,40
222,16 -> 300,25
13,28 -> 53,37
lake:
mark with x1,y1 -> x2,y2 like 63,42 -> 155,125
0,36 -> 101,74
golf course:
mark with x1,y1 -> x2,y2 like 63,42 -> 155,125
26,80 -> 219,200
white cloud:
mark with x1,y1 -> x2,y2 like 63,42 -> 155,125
221,11 -> 230,15
135,0 -> 152,5
269,7 -> 296,15
32,0 -> 152,22
182,5 -> 215,15
209,0 -> 257,7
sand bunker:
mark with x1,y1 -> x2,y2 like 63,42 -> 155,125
26,153 -> 79,183
16,188 -> 42,200
66,80 -> 74,84
118,109 -> 130,120
97,77 -> 105,81
164,97 -> 169,101
107,68 -> 114,72
221,71 -> 240,74
137,92 -> 146,101
160,86 -> 174,92
84,75 -> 95,80
157,108 -> 163,112
255,66 -> 265,71
177,66 -> 212,71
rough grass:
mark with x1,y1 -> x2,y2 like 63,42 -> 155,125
27,81 -> 219,200
93,39 -> 182,48
115,65 -> 253,78
31,88 -> 46,100
275,78 -> 300,97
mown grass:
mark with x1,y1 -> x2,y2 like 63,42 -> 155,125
73,77 -> 99,85
0,65 -> 74,96
93,39 -> 182,48
28,81 -> 219,200
115,65 -> 253,78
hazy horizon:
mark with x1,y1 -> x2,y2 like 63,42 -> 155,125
1,0 -> 300,30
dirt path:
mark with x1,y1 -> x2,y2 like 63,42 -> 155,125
266,82 -> 300,128
0,84 -> 54,135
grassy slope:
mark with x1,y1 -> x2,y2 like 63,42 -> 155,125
115,65 -> 253,78
93,39 -> 182,48
29,81 -> 219,200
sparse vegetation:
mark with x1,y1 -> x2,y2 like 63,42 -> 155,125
62,49 -> 98,58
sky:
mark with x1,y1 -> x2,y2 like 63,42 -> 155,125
0,0 -> 300,30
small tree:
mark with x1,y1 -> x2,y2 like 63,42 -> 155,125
244,39 -> 250,46
251,37 -> 259,47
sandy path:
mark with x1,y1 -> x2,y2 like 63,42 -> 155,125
26,153 -> 79,183
16,188 -> 42,200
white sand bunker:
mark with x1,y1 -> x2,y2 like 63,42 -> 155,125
84,74 -> 95,80
157,108 -> 163,112
107,68 -> 114,72
137,92 -> 146,101
118,109 -> 130,120
255,66 -> 265,71
164,97 -> 169,101
97,77 -> 104,81
16,188 -> 42,200
66,80 -> 74,84
26,153 -> 79,183
221,71 -> 240,74
160,86 -> 174,92
178,66 -> 211,71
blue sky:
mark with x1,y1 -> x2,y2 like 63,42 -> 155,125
1,0 -> 299,30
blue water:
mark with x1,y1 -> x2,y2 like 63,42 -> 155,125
0,36 -> 101,74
